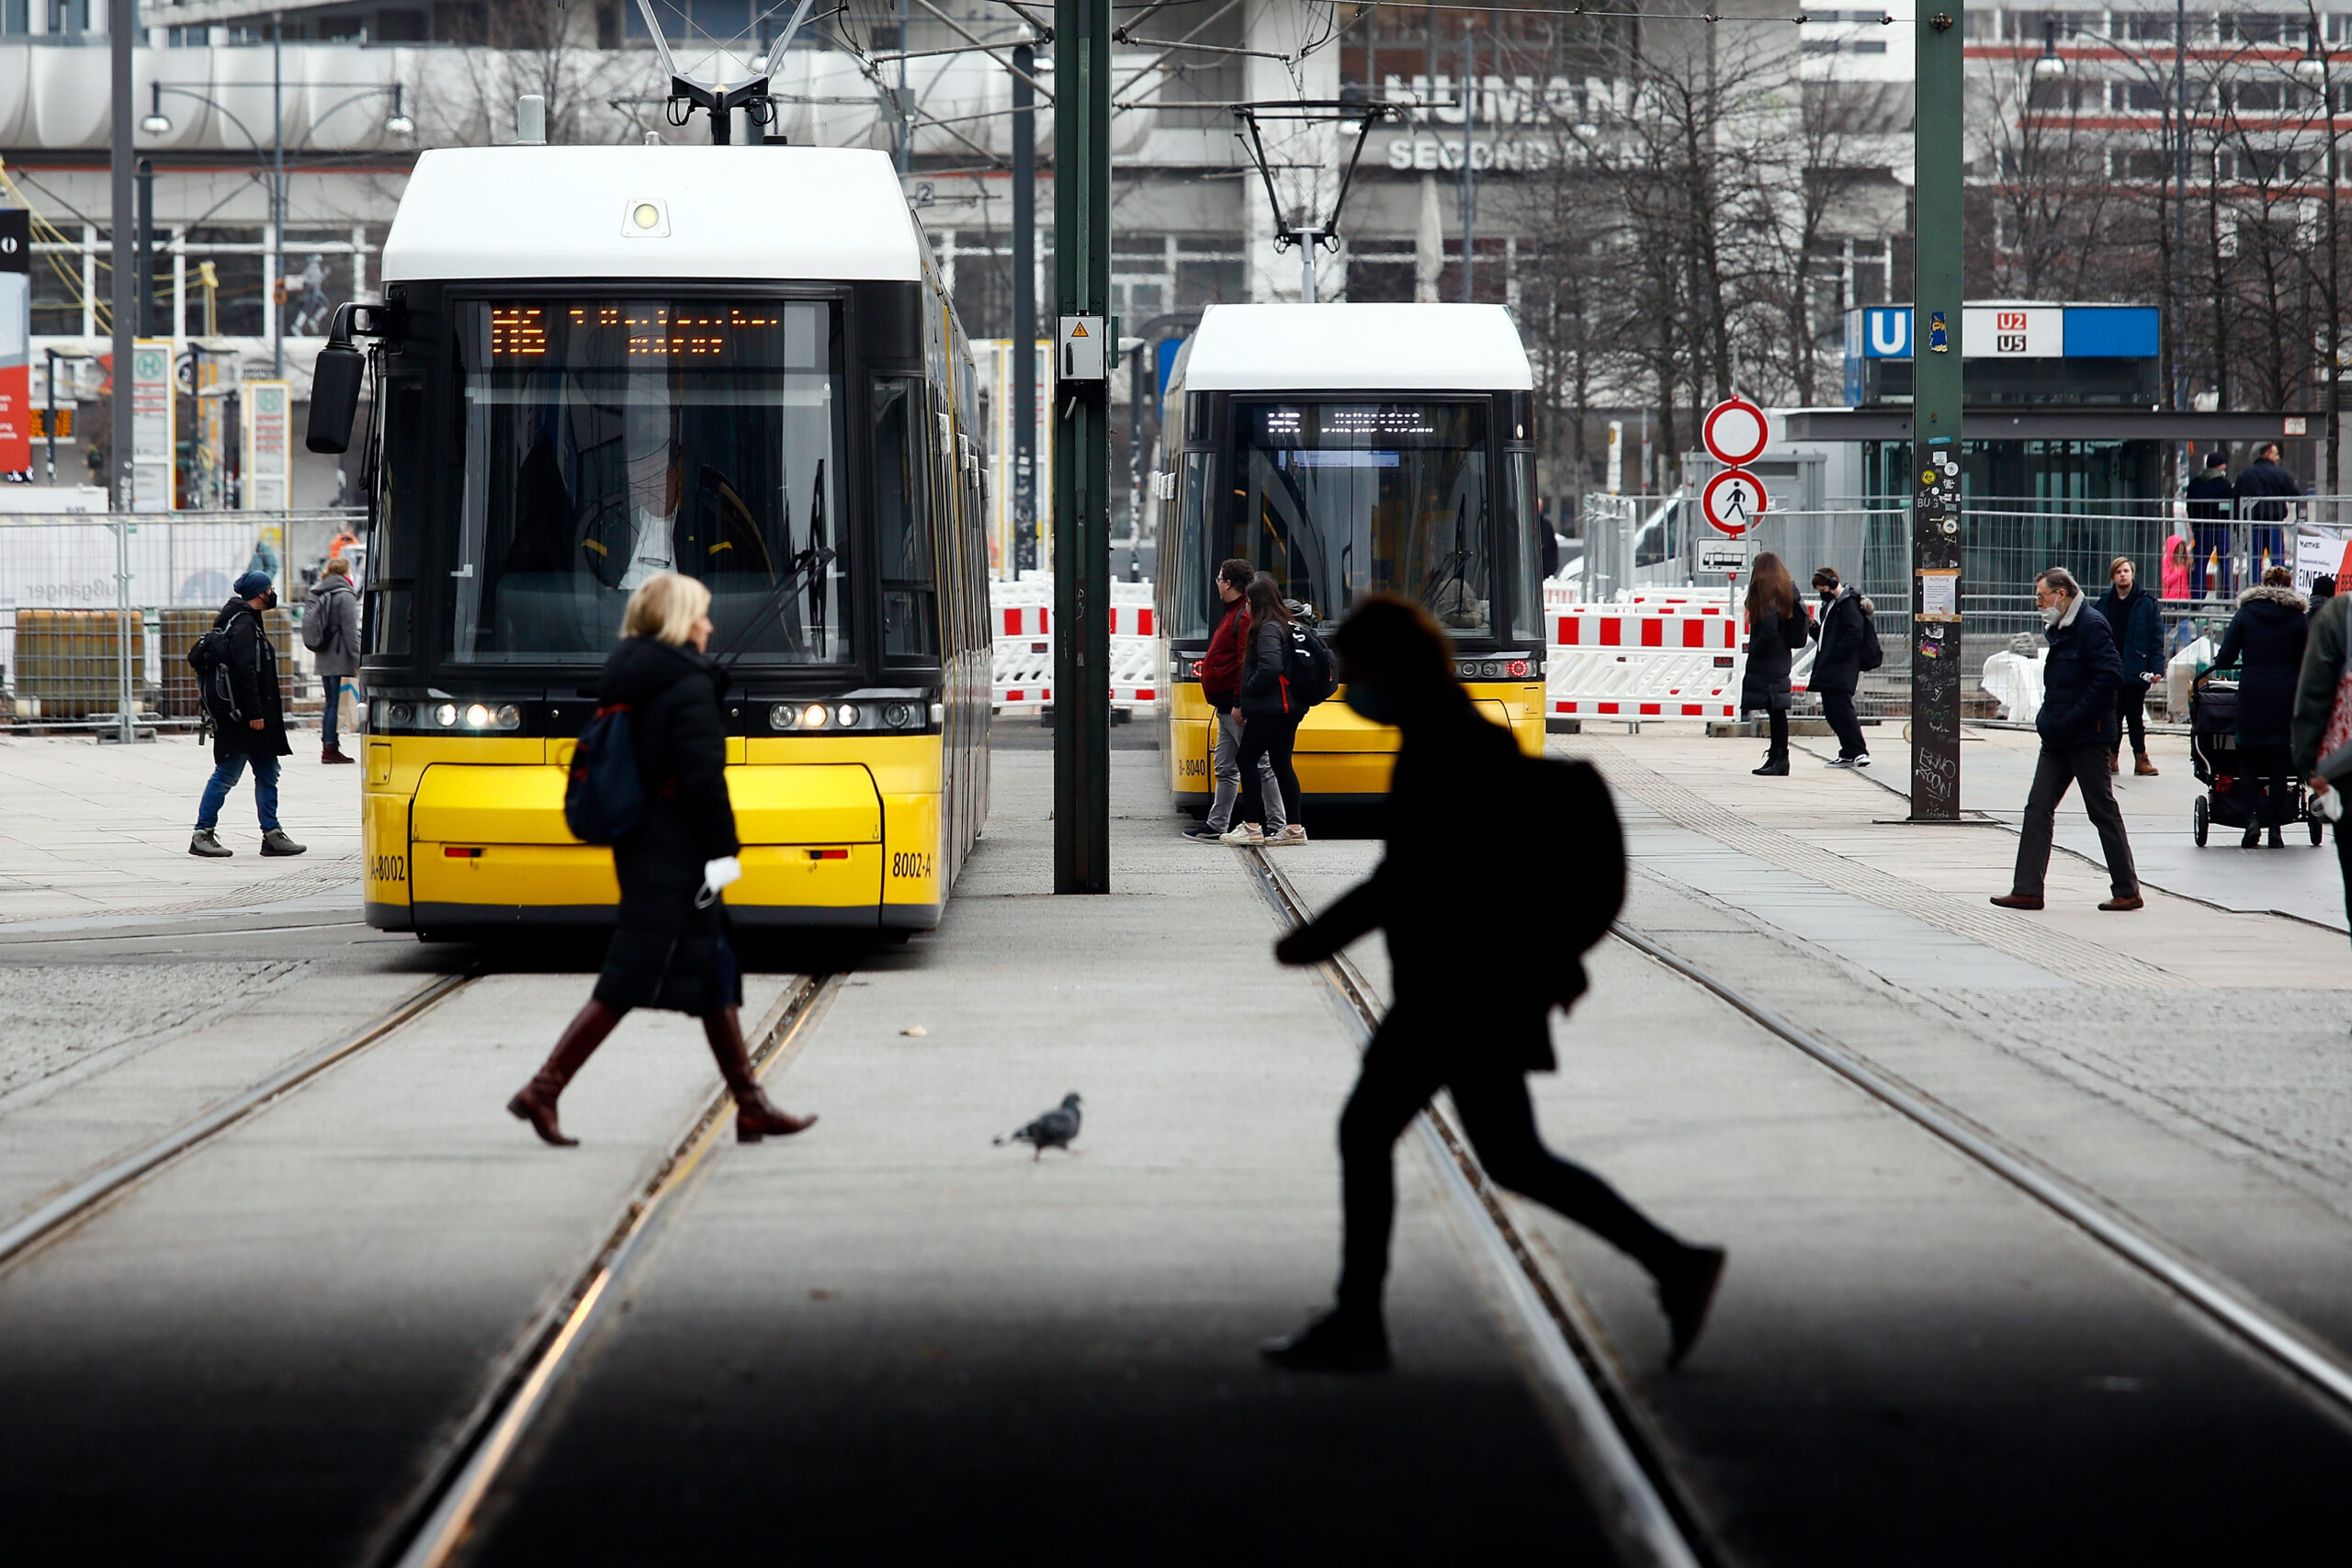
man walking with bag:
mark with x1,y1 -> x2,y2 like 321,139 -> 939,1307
305,556 -> 361,765
1182,558 -> 1285,844
188,571 -> 307,860
1992,568 -> 2141,912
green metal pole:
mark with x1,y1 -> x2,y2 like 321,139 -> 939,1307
1053,0 -> 1112,892
1910,5 -> 1965,822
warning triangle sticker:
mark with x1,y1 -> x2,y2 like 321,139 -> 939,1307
1070,322 -> 1089,336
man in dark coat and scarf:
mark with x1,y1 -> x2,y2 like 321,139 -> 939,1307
189,571 -> 308,859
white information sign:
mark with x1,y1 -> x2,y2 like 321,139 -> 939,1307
1057,315 -> 1105,382
1962,307 -> 2063,357
1700,467 -> 1766,537
129,339 -> 174,512
243,379 -> 291,513
1699,542 -> 1748,572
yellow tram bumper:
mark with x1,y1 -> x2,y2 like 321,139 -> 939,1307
364,736 -> 944,932
1163,682 -> 1544,807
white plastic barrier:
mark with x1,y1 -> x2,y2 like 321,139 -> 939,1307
1546,597 -> 1743,721
1980,649 -> 2046,724
988,574 -> 1160,712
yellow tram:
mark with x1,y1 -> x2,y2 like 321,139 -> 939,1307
1154,303 -> 1547,810
311,145 -> 990,937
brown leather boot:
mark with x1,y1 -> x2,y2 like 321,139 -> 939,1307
2134,753 -> 2159,776
507,999 -> 624,1146
702,1009 -> 818,1143
322,745 -> 356,764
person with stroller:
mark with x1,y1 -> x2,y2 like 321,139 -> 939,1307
1741,553 -> 1804,776
2096,556 -> 2164,777
2214,566 -> 2312,848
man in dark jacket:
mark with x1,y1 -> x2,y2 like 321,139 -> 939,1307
1993,568 -> 2142,911
1182,558 -> 1285,843
2233,441 -> 2301,581
189,572 -> 307,859
1260,596 -> 1724,1372
2290,589 -> 2352,939
1808,568 -> 1872,766
2185,454 -> 2233,597
2095,556 -> 2165,776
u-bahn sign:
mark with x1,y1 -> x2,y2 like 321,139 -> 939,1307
1702,395 -> 1769,468
1701,467 -> 1766,537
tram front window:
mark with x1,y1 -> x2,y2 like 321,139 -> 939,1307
444,299 -> 849,663
1232,401 -> 1491,633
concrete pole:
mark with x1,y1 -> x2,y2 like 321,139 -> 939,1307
1053,0 -> 1110,893
1012,40 -> 1037,574
110,0 -> 136,740
1909,4 -> 1965,822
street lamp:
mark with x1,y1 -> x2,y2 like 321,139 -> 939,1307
2036,18 -> 2067,76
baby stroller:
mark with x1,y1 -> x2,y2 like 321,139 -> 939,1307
2188,672 -> 2324,846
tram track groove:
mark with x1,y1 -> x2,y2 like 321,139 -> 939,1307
0,968 -> 479,1274
366,969 -> 842,1568
1242,849 -> 1718,1568
1608,922 -> 2352,1423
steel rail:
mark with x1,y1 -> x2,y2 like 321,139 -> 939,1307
0,969 -> 476,1271
1242,850 -> 1714,1568
1609,924 -> 2352,1418
368,971 -> 842,1568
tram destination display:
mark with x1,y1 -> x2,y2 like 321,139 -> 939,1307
481,303 -> 800,365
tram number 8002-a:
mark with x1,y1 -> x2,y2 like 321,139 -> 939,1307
890,852 -> 934,881
370,854 -> 408,885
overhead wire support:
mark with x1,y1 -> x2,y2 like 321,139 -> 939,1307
993,0 -> 1054,39
870,35 -> 1045,64
1230,99 -> 1396,303
1112,32 -> 1295,61
910,0 -> 1057,100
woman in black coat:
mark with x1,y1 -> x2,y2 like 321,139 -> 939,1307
508,573 -> 816,1145
2214,567 -> 2312,848
1740,552 -> 1804,776
1236,573 -> 1308,843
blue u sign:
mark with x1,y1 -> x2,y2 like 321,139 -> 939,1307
1864,307 -> 1911,358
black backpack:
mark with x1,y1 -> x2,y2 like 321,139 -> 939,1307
187,626 -> 243,723
1514,753 -> 1624,1008
564,705 -> 648,844
1283,622 -> 1337,707
1856,602 -> 1885,672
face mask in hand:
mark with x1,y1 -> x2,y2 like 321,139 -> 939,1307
1345,681 -> 1402,725
2039,601 -> 2065,628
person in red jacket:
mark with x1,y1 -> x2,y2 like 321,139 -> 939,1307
1182,558 -> 1289,843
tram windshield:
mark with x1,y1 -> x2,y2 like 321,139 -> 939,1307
1231,400 -> 1492,634
443,299 -> 849,663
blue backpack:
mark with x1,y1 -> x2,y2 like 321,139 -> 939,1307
564,705 -> 646,844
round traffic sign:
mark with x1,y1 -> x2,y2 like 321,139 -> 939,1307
1701,468 -> 1767,537
1702,395 -> 1770,468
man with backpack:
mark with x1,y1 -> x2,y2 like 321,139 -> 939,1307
1809,567 -> 1879,768
1261,595 -> 1725,1372
187,571 -> 307,860
303,556 -> 362,764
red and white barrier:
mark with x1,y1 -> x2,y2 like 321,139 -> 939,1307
1547,599 -> 1743,720
989,575 -> 1160,712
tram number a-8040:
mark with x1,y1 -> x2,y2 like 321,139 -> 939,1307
890,852 -> 933,881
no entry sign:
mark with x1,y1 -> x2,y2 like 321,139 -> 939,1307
1701,468 -> 1766,537
1702,395 -> 1770,468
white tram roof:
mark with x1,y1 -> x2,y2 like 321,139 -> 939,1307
381,145 -> 923,286
1179,303 -> 1532,393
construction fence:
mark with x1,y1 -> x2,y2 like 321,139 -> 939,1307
0,511 -> 363,730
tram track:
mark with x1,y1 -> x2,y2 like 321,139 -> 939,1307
1241,849 -> 1719,1568
0,969 -> 479,1274
364,969 -> 842,1568
1608,923 -> 2352,1424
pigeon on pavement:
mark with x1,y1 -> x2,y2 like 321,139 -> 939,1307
995,1092 -> 1082,1161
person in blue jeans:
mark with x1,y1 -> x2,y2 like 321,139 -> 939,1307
307,556 -> 362,763
189,571 -> 308,859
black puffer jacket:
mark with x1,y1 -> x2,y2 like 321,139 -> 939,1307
592,637 -> 742,1016
1238,615 -> 1298,720
1809,587 -> 1872,696
2215,584 -> 2312,740
1740,602 -> 1804,713
210,599 -> 290,762
2038,603 -> 2121,750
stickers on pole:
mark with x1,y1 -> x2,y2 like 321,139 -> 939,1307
1701,467 -> 1766,538
1701,395 -> 1769,468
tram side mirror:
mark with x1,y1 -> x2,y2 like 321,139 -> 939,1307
307,303 -> 372,455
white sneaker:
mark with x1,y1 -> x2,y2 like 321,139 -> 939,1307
1853,753 -> 1872,768
1219,823 -> 1265,845
1268,824 -> 1309,845
1824,757 -> 1856,769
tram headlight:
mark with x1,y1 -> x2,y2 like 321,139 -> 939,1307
883,702 -> 915,729
802,704 -> 830,728
1509,660 -> 1531,678
770,704 -> 798,730
464,703 -> 493,728
835,704 -> 862,728
387,702 -> 414,728
433,703 -> 458,728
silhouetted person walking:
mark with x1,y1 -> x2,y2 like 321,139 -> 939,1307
507,573 -> 816,1146
1262,596 -> 1724,1371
